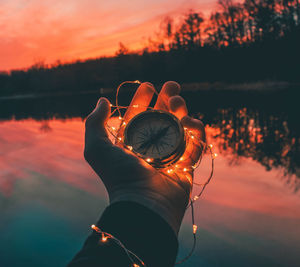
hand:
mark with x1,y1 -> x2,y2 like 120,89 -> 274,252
84,81 -> 205,235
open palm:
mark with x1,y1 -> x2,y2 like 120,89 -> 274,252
84,81 -> 205,234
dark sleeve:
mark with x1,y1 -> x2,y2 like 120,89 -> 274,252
67,201 -> 178,267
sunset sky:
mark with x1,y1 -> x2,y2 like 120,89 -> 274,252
0,0 -> 217,71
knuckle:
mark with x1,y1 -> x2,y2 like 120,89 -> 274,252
85,115 -> 94,129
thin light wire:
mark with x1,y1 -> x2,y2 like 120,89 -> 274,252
91,225 -> 145,267
100,81 -> 217,265
175,199 -> 197,265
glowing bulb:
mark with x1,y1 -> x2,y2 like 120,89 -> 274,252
180,157 -> 184,161
191,135 -> 195,139
133,104 -> 139,108
208,144 -> 213,149
118,116 -> 122,120
175,164 -> 179,168
146,158 -> 152,163
167,169 -> 173,174
127,146 -> 133,151
183,168 -> 188,172
133,264 -> 140,267
134,80 -> 141,84
102,234 -> 108,242
118,137 -> 122,141
213,153 -> 218,159
193,224 -> 198,234
111,126 -> 116,130
91,224 -> 96,229
193,196 -> 199,201
122,122 -> 126,126
184,127 -> 188,130
192,164 -> 197,169
109,104 -> 113,107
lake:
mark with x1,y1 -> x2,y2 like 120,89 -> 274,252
0,87 -> 299,267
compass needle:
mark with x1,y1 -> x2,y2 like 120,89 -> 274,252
124,110 -> 185,167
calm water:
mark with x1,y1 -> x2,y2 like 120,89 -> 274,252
0,89 -> 299,267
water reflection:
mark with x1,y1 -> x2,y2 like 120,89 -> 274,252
207,107 -> 299,191
0,118 -> 299,267
0,90 -> 299,192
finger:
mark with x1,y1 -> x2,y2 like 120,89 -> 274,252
168,95 -> 188,120
123,82 -> 155,123
181,116 -> 206,166
85,97 -> 111,137
154,81 -> 181,111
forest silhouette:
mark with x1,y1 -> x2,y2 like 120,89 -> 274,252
0,0 -> 299,97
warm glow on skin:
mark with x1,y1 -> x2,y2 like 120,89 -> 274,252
0,0 -> 215,71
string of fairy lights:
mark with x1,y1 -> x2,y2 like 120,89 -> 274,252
90,81 -> 217,267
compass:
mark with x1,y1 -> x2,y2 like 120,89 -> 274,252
124,110 -> 186,168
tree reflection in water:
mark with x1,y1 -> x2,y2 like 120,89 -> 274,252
0,90 -> 298,191
207,107 -> 299,191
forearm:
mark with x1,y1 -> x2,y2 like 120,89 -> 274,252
68,201 -> 178,267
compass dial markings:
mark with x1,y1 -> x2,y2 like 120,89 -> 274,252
125,111 -> 185,160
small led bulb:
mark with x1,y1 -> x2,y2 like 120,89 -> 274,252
127,146 -> 133,151
193,224 -> 198,234
213,153 -> 218,159
101,234 -> 108,242
146,158 -> 152,163
183,168 -> 188,172
208,144 -> 213,149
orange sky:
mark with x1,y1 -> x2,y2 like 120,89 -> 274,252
0,0 -> 217,71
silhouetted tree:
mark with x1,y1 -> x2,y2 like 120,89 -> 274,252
1,0 -> 300,97
115,42 -> 129,56
171,11 -> 204,50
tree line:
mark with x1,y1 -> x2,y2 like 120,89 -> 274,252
151,0 -> 300,50
0,0 -> 299,96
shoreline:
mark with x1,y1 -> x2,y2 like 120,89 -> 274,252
0,81 -> 297,101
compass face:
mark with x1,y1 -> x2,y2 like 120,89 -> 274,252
124,110 -> 185,167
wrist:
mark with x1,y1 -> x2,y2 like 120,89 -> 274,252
109,190 -> 188,235
98,201 -> 179,267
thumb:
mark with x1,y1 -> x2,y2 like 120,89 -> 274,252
85,97 -> 111,136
